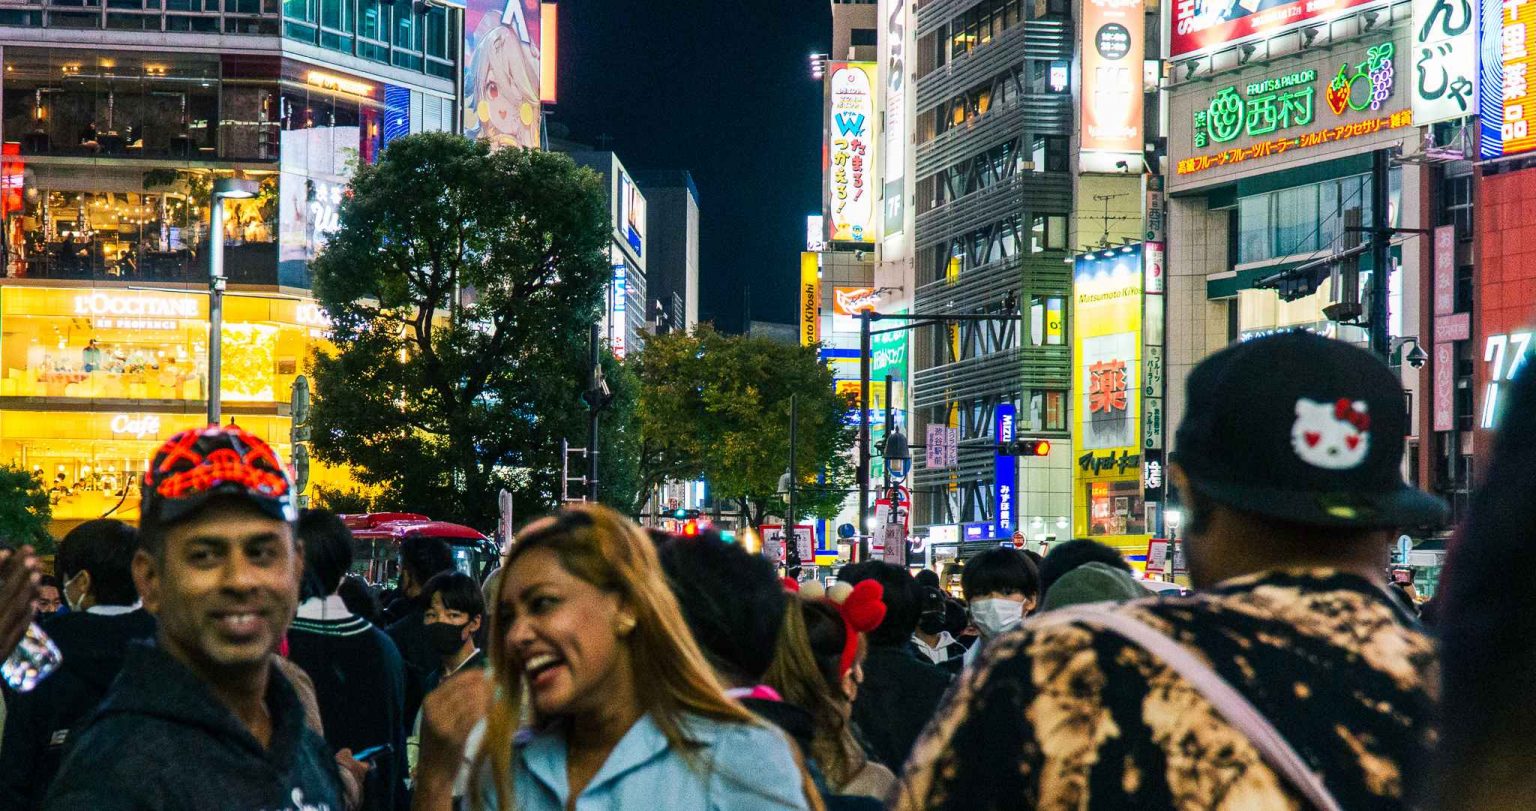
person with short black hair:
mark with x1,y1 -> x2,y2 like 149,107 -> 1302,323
419,571 -> 486,693
836,561 -> 951,771
31,575 -> 62,621
1037,538 -> 1136,598
2,519 -> 154,809
913,569 -> 941,591
959,547 -> 1040,666
656,531 -> 785,689
286,508 -> 408,811
385,534 -> 454,726
908,586 -> 965,675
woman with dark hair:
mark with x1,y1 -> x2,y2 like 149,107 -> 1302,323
1434,357 -> 1536,810
764,582 -> 894,802
413,504 -> 821,810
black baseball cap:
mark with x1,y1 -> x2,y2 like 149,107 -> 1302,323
1170,332 -> 1447,529
141,425 -> 297,528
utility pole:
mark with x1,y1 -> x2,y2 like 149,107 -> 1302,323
1368,148 -> 1392,360
858,311 -> 873,560
787,393 -> 800,578
581,323 -> 611,502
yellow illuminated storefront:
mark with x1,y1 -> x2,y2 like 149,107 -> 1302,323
0,285 -> 347,529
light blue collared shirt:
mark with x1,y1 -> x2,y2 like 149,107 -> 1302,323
494,712 -> 809,811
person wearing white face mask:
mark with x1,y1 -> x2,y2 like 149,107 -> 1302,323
959,548 -> 1040,668
0,519 -> 154,808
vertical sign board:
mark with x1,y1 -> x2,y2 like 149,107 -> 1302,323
609,261 -> 628,359
825,62 -> 879,245
800,252 -> 820,347
1433,226 -> 1456,431
1481,0 -> 1536,158
994,404 -> 1018,539
1073,246 -> 1146,548
880,0 -> 908,238
464,0 -> 543,149
1081,0 -> 1145,170
1412,0 -> 1477,125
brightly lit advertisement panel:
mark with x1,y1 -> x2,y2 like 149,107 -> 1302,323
618,169 -> 646,261
1082,0 -> 1145,160
464,0 -> 542,149
1479,0 -> 1536,157
1174,38 -> 1410,179
1072,245 -> 1147,550
1172,0 -> 1378,60
800,253 -> 821,347
879,0 -> 908,238
825,62 -> 879,245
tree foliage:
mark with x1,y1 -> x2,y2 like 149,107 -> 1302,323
0,466 -> 52,553
633,326 -> 855,526
308,133 -> 615,527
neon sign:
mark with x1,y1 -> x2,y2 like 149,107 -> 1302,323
1178,109 -> 1415,175
1193,43 -> 1396,149
1482,331 -> 1532,429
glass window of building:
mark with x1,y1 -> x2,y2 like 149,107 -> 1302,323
1029,296 -> 1065,346
1238,194 -> 1272,264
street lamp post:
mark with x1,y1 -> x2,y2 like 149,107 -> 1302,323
207,177 -> 260,426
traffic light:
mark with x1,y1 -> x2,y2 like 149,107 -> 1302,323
682,519 -> 700,537
998,438 -> 1051,456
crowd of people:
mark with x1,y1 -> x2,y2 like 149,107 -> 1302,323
0,331 -> 1532,809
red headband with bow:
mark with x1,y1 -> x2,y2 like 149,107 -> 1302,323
1333,398 -> 1371,432
832,580 -> 886,678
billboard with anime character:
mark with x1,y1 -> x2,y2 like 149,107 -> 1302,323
464,0 -> 542,149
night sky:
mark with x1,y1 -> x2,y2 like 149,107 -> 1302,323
551,0 -> 832,333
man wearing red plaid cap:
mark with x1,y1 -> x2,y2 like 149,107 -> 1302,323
44,425 -> 348,811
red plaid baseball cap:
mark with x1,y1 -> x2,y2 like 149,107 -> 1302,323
141,425 -> 296,526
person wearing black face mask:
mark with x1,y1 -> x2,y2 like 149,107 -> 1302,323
406,572 -> 485,788
908,586 -> 965,675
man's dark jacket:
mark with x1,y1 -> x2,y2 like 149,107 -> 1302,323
42,643 -> 345,811
0,609 -> 155,808
850,644 -> 952,770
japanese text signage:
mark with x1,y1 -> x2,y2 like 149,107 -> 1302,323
1178,40 -> 1410,177
995,404 -> 1018,538
1081,0 -> 1145,161
1412,0 -> 1477,124
880,0 -> 909,238
1480,0 -> 1536,157
825,62 -> 879,245
1172,0 -> 1377,60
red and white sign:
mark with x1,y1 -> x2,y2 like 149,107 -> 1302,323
1434,226 -> 1455,317
1171,0 -> 1378,60
1433,341 -> 1455,433
1011,530 -> 1026,550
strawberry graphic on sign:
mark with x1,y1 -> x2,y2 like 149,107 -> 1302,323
1326,67 -> 1351,116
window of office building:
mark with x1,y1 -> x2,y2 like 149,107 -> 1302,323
1236,171 -> 1398,265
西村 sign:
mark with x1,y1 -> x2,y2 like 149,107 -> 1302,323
1411,0 -> 1476,125
1193,44 -> 1396,149
825,62 -> 879,245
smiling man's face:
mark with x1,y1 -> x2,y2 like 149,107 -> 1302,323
135,500 -> 300,678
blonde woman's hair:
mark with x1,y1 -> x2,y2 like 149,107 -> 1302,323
763,594 -> 870,790
471,504 -> 823,810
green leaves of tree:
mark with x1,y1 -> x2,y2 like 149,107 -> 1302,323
633,327 -> 855,527
308,134 -> 613,527
0,466 -> 52,554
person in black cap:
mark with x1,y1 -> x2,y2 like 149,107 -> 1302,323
892,332 -> 1446,810
43,425 -> 349,811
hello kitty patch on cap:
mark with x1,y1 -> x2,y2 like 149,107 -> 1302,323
1291,397 -> 1371,470
1170,332 -> 1448,529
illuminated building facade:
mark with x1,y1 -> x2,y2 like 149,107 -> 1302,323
0,2 -> 461,529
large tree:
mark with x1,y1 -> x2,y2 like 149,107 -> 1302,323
308,133 -> 618,527
633,326 -> 856,527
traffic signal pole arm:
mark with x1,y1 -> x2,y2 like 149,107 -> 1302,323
857,307 -> 1021,562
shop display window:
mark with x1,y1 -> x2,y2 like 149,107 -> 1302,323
0,288 -> 325,403
1087,479 -> 1147,537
